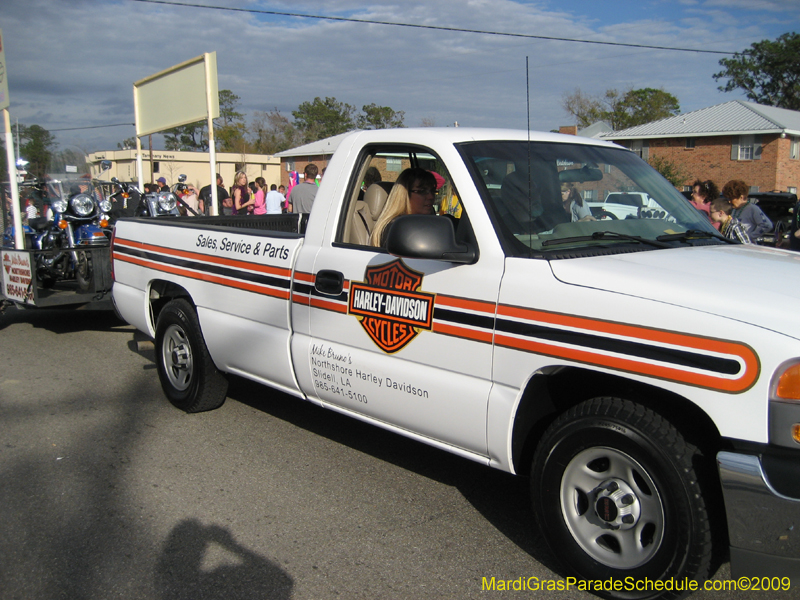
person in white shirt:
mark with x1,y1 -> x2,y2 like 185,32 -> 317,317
265,184 -> 285,215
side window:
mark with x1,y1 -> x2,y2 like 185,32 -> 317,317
336,145 -> 463,248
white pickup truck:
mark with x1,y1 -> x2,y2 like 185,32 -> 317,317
112,128 -> 799,597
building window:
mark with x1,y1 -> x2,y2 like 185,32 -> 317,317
629,140 -> 649,160
791,137 -> 799,160
732,134 -> 762,160
583,190 -> 596,201
153,161 -> 160,173
789,187 -> 797,194
685,138 -> 696,149
749,186 -> 759,194
740,136 -> 754,160
682,185 -> 692,192
386,157 -> 402,172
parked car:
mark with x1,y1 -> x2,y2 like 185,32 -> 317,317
747,191 -> 798,248
588,191 -> 669,220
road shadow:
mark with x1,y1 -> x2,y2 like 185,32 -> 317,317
225,376 -> 559,574
156,519 -> 293,600
0,304 -> 128,334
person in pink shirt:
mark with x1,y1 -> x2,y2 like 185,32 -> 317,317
689,179 -> 720,230
252,177 -> 267,215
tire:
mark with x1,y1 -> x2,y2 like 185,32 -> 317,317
155,298 -> 228,412
531,397 -> 712,599
76,251 -> 93,292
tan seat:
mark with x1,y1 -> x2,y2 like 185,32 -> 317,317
348,182 -> 391,245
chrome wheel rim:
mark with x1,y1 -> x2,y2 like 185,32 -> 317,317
162,324 -> 193,391
559,446 -> 665,569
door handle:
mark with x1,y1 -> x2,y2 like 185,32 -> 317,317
315,269 -> 344,296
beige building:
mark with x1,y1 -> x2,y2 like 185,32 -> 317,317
86,149 -> 282,190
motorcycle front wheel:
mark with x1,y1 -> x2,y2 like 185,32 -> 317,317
76,251 -> 93,292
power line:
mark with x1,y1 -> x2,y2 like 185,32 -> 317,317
49,122 -> 135,132
130,0 -> 737,56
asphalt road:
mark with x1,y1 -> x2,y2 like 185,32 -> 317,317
0,305 -> 793,600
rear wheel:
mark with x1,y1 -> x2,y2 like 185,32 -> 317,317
155,299 -> 228,412
531,397 -> 712,599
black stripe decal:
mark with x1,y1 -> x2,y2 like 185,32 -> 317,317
433,307 -> 495,330
495,316 -> 740,375
115,245 -> 290,290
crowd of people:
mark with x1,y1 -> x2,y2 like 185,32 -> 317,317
159,164 -> 323,217
688,178 -> 774,243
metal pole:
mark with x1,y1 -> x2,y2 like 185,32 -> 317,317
4,109 -> 23,249
205,53 -> 218,216
136,136 -> 144,193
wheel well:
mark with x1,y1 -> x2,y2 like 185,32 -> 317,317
511,367 -> 723,477
148,280 -> 194,330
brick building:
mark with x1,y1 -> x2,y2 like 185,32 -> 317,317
600,101 -> 800,194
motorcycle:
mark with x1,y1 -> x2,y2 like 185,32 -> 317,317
107,177 -> 142,221
133,187 -> 182,217
19,179 -> 112,291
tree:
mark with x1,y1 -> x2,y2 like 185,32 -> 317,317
648,155 -> 689,189
250,109 -> 302,155
19,124 -> 56,180
164,121 -> 207,151
562,88 -> 608,129
117,137 -> 137,150
215,89 -> 248,153
713,32 -> 800,110
615,88 -> 681,130
562,87 -> 680,130
292,97 -> 356,143
357,104 -> 405,129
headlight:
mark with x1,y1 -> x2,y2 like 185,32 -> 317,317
773,362 -> 800,400
99,198 -> 112,213
70,194 -> 95,217
157,192 -> 177,211
52,198 -> 68,213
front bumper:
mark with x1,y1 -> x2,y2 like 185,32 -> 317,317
718,450 -> 800,580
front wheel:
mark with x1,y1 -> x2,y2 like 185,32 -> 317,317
155,299 -> 228,412
531,397 -> 712,599
76,251 -> 93,291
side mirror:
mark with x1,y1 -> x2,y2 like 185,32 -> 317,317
100,160 -> 112,172
385,215 -> 478,264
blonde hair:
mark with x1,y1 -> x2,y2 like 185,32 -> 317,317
234,170 -> 247,185
370,168 -> 436,247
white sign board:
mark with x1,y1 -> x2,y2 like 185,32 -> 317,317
133,52 -> 219,136
2,250 -> 35,304
0,29 -> 9,111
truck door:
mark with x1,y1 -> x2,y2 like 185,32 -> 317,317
298,144 -> 504,459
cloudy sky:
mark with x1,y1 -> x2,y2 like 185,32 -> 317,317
2,0 -> 798,154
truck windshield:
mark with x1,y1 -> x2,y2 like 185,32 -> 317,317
457,140 -> 723,256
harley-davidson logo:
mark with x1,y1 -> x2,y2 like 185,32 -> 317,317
349,260 -> 434,353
